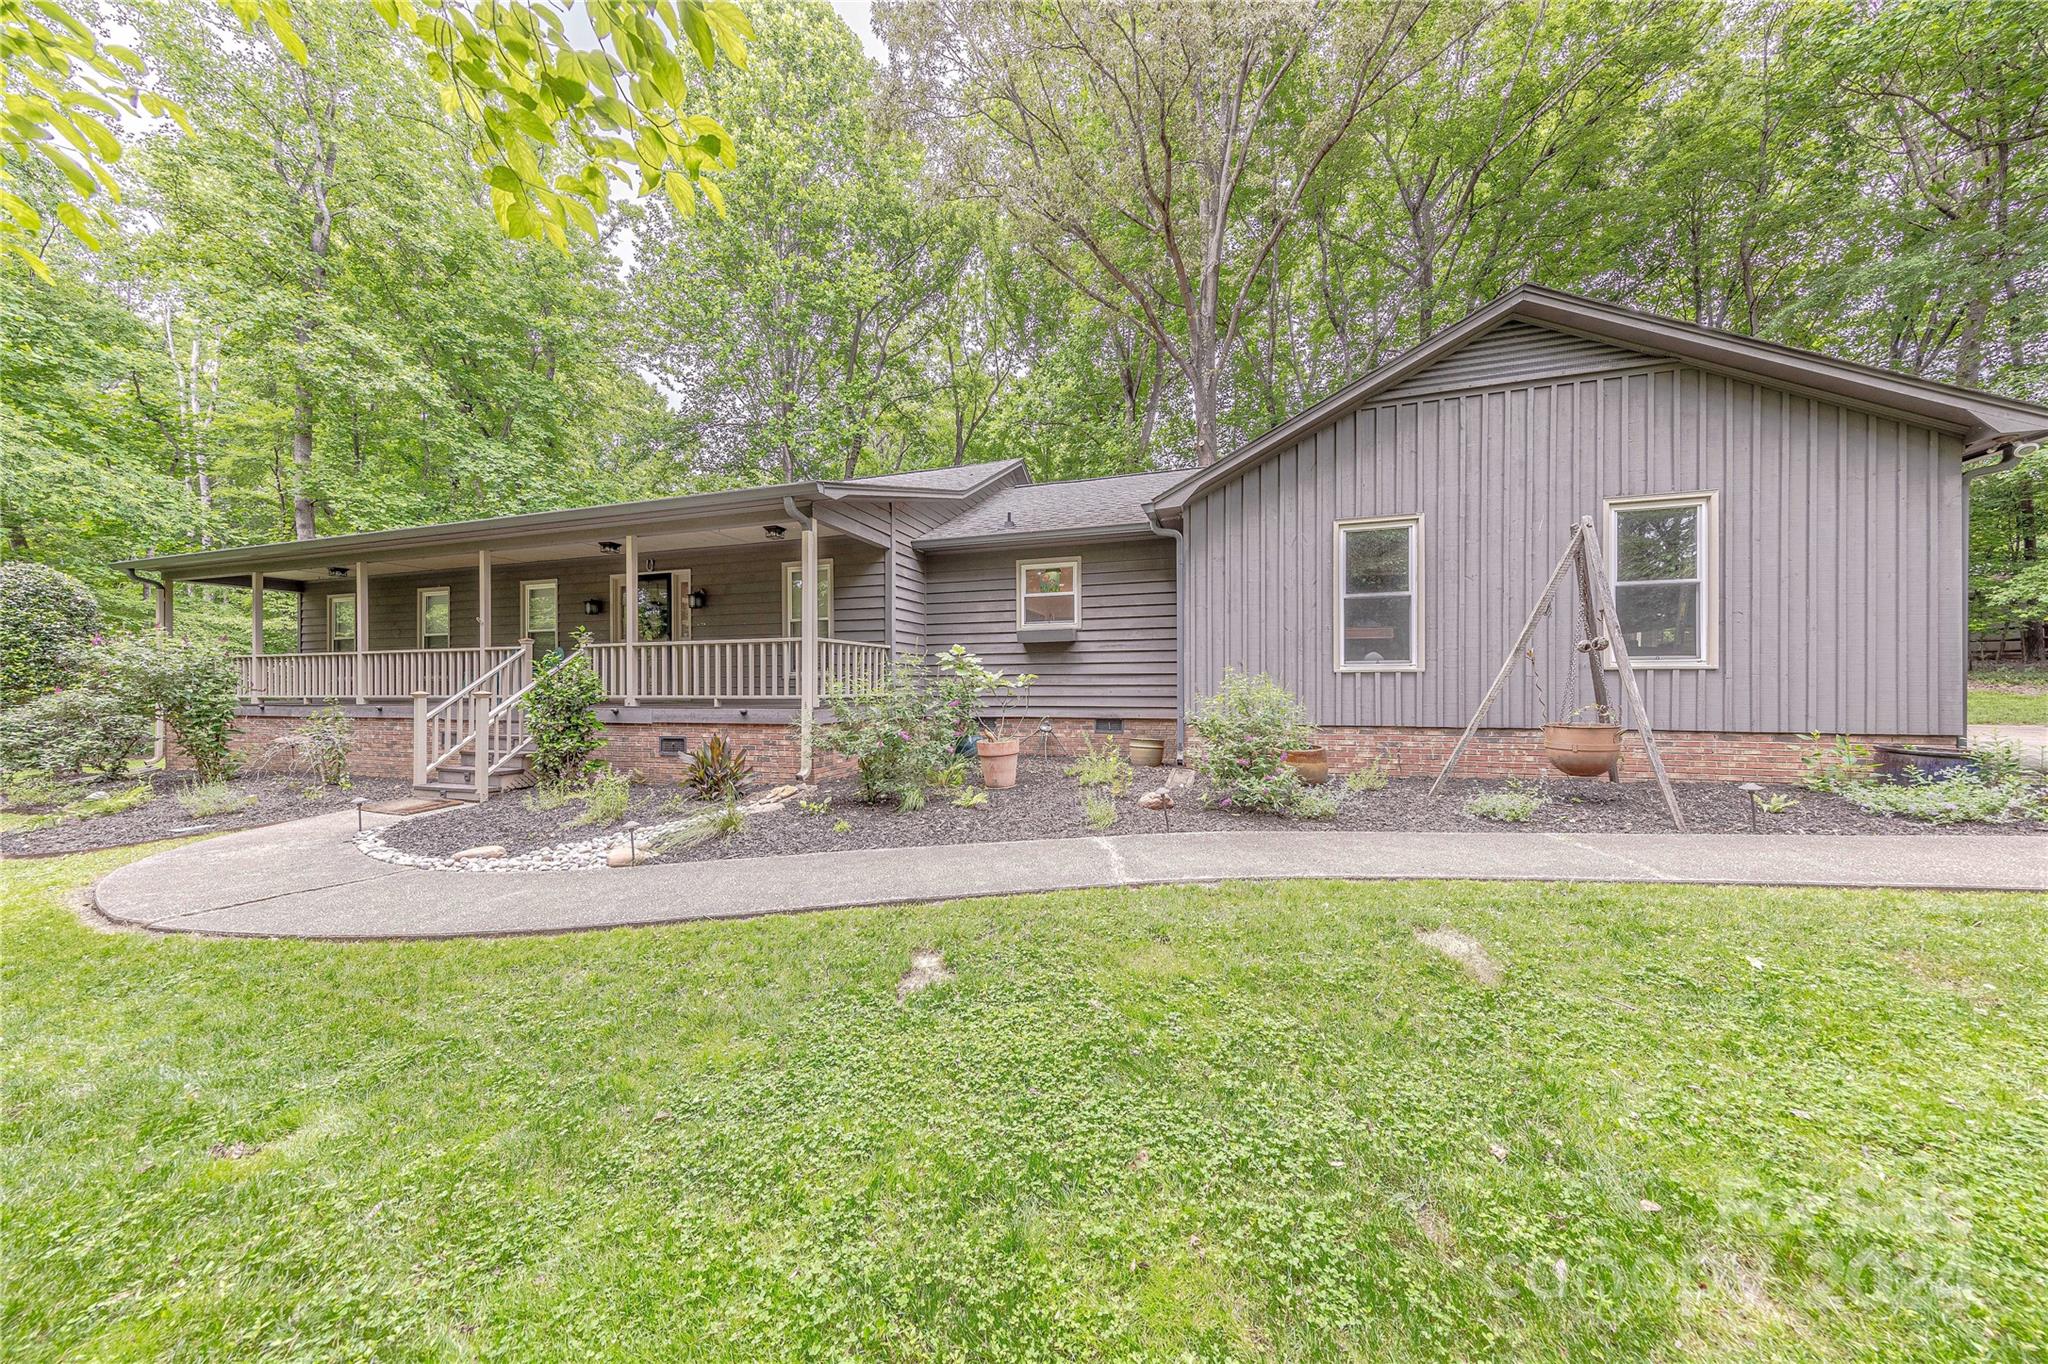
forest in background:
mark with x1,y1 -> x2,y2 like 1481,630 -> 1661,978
3,0 -> 2043,646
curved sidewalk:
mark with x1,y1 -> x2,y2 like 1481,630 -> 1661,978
87,808 -> 2048,941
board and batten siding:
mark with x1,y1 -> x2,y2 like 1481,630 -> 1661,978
296,538 -> 886,654
1184,362 -> 1966,738
922,536 -> 1178,718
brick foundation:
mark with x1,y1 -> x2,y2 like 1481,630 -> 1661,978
190,710 -> 1918,788
1281,726 -> 1956,784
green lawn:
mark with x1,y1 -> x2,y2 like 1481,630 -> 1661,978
1969,686 -> 2046,725
5,849 -> 2045,1362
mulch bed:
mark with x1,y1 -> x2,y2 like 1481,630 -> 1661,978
0,772 -> 412,858
365,756 -> 2047,870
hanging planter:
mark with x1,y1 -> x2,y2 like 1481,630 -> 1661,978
1541,721 -> 1622,777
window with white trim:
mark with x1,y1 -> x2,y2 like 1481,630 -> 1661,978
327,594 -> 357,652
1605,494 -> 1713,667
782,559 -> 833,637
1017,559 -> 1080,627
1335,517 -> 1421,669
417,587 -> 451,649
521,579 -> 559,656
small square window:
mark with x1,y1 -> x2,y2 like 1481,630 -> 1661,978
1018,559 -> 1080,628
1334,517 -> 1421,670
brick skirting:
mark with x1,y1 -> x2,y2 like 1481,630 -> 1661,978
1283,726 -> 1957,784
187,710 -> 1932,788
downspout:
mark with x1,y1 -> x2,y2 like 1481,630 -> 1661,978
1961,440 -> 2029,744
1146,508 -> 1187,762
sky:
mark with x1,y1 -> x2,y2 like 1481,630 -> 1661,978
830,0 -> 889,60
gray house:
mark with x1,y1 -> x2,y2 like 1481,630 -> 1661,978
118,286 -> 2048,792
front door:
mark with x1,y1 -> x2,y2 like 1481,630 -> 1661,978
610,570 -> 690,642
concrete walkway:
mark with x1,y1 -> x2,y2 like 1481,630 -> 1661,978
88,808 -> 2048,941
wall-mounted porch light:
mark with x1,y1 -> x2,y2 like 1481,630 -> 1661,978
583,598 -> 605,616
687,588 -> 709,609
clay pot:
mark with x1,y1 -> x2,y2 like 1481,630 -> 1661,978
1128,736 -> 1165,768
977,735 -> 1022,788
1283,747 -> 1330,786
1541,723 -> 1622,777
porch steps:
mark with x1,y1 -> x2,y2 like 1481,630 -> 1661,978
415,732 -> 537,803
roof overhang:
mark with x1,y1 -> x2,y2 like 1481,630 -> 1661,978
1148,285 -> 2048,520
117,461 -> 1030,581
912,521 -> 1159,553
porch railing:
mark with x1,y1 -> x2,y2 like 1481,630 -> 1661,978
239,647 -> 521,703
235,639 -> 892,705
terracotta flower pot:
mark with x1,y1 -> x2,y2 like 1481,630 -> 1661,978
1283,747 -> 1330,786
1541,723 -> 1622,777
977,735 -> 1022,788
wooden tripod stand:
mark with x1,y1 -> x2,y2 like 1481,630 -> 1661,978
1428,515 -> 1686,830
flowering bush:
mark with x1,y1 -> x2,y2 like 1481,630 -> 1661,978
1188,669 -> 1315,815
822,662 -> 955,804
99,633 -> 241,783
927,645 -> 1035,739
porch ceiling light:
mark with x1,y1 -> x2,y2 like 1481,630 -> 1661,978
598,541 -> 622,553
327,566 -> 349,576
764,524 -> 786,539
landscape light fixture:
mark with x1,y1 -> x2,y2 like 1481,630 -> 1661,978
352,796 -> 367,832
623,820 -> 641,862
1737,782 -> 1764,833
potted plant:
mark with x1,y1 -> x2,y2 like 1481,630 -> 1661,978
1282,745 -> 1329,785
932,646 -> 1036,789
1541,704 -> 1623,777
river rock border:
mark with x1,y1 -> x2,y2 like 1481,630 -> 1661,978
355,799 -> 784,872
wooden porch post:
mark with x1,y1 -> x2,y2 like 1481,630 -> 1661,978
353,560 -> 369,704
249,572 -> 264,655
411,692 -> 430,788
799,521 -> 819,781
477,550 -> 493,649
622,532 -> 639,706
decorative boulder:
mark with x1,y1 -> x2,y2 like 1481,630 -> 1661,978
606,844 -> 652,867
452,844 -> 507,861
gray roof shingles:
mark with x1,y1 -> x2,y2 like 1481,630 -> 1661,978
915,470 -> 1186,545
840,460 -> 1022,493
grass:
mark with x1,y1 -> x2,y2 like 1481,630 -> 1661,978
1968,667 -> 2046,725
5,851 -> 2047,1361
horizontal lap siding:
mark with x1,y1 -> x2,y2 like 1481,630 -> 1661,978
295,538 -> 886,653
1186,358 -> 1965,737
922,537 -> 1178,718
1377,318 -> 1651,400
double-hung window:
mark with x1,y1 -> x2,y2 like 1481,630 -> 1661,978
521,579 -> 559,656
417,587 -> 451,649
1605,493 -> 1714,667
1335,517 -> 1421,670
1017,559 -> 1080,628
328,594 -> 357,653
782,560 -> 834,638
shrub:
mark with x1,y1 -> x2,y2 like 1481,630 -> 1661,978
831,817 -> 852,834
1343,758 -> 1391,793
571,767 -> 635,826
1188,669 -> 1315,814
682,735 -> 752,802
524,629 -> 606,789
1800,733 -> 1873,794
796,796 -> 831,816
0,688 -> 150,776
176,781 -> 255,818
662,800 -> 749,851
99,634 -> 241,783
1081,791 -> 1118,831
951,787 -> 988,809
284,707 -> 353,786
895,783 -> 927,813
2,768 -> 78,810
1465,781 -> 1548,823
1291,788 -> 1342,819
66,782 -> 154,820
1065,737 -> 1133,795
1844,771 -> 2045,825
1753,792 -> 1799,815
822,662 -> 955,804
0,563 -> 100,705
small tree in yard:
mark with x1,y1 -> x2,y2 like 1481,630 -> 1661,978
100,634 -> 241,783
1188,669 -> 1316,815
0,563 -> 101,705
524,630 -> 606,790
822,662 -> 956,804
